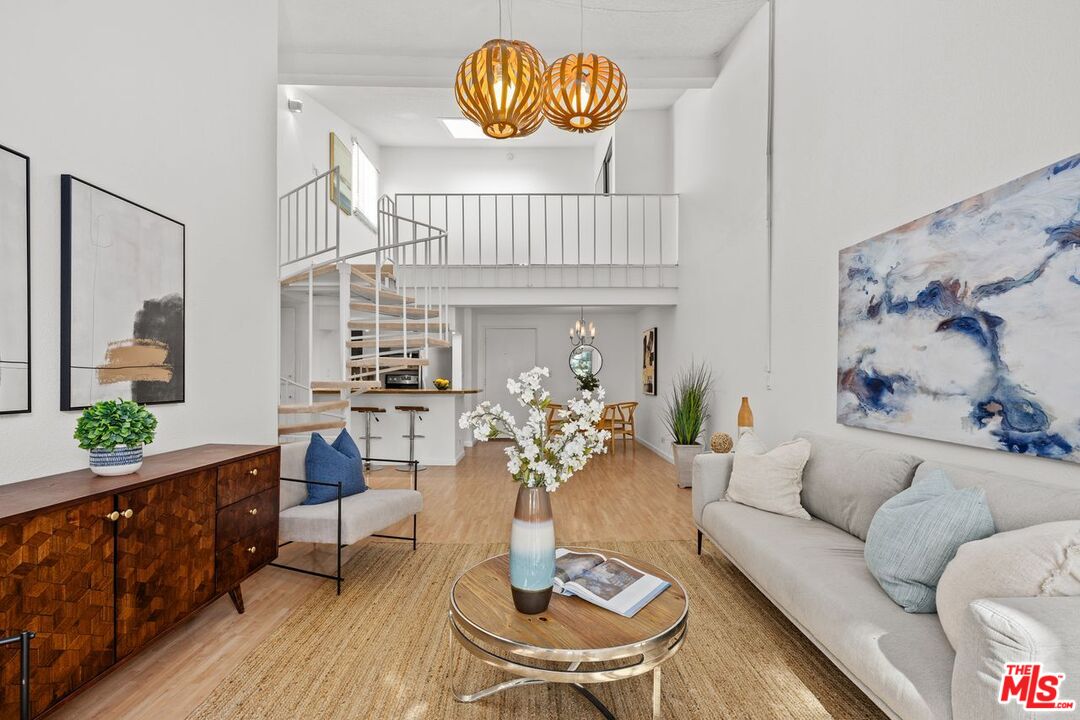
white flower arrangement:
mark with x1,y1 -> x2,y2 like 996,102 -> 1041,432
458,366 -> 610,491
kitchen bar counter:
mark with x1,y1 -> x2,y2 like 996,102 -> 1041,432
364,388 -> 482,395
351,390 -> 480,465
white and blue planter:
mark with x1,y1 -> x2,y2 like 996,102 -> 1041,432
89,445 -> 144,477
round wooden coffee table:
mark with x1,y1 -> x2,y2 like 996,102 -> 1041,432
448,547 -> 688,719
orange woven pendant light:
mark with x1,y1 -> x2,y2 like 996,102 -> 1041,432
541,52 -> 627,133
454,39 -> 546,139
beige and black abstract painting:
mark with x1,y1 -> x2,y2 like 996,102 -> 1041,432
61,175 -> 185,410
642,327 -> 657,396
0,144 -> 30,414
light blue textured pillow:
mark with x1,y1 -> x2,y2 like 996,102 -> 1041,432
865,469 -> 995,613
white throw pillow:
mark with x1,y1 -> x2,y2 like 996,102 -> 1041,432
937,520 -> 1080,650
725,434 -> 812,520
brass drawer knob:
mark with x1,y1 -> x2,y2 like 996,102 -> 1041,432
248,507 -> 258,516
246,546 -> 257,554
105,511 -> 120,522
121,508 -> 134,519
249,468 -> 259,477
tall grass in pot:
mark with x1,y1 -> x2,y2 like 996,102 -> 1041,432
663,362 -> 713,488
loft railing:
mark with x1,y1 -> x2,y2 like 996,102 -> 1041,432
278,174 -> 449,404
394,193 -> 678,288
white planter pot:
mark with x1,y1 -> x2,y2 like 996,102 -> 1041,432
89,445 -> 144,476
672,443 -> 704,488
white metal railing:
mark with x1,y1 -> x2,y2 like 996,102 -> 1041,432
278,175 -> 449,403
394,193 -> 678,287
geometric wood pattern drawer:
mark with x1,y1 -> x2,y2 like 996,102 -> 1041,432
216,525 -> 277,593
0,498 -> 115,719
217,451 -> 279,508
216,486 -> 278,549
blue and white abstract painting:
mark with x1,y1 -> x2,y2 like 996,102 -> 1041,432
838,153 -> 1080,464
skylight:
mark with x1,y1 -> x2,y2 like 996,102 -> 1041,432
439,117 -> 488,140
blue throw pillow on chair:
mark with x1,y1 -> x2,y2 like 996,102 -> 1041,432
302,430 -> 367,505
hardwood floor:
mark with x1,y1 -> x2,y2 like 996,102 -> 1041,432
51,439 -> 690,720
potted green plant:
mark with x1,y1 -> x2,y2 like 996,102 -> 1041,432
576,372 -> 600,393
74,399 -> 158,476
663,361 -> 714,488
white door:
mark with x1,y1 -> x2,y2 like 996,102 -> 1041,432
484,327 -> 537,430
280,306 -> 297,404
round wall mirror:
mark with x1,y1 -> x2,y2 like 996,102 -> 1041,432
569,345 -> 603,377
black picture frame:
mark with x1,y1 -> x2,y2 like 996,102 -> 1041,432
60,174 -> 186,411
0,143 -> 31,415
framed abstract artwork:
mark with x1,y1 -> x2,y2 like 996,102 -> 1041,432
0,144 -> 30,414
838,153 -> 1080,464
329,131 -> 353,215
642,327 -> 657,396
61,175 -> 185,410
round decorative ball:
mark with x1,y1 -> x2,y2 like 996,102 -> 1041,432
710,432 -> 733,454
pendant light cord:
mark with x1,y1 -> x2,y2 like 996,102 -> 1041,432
580,0 -> 584,54
498,0 -> 503,38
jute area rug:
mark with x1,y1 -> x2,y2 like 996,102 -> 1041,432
187,541 -> 884,719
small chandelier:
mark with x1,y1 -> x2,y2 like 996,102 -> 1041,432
569,308 -> 596,347
542,0 -> 627,133
454,0 -> 546,140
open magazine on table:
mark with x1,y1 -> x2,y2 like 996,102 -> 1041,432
553,548 -> 671,618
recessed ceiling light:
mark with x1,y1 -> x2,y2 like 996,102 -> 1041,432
439,118 -> 489,140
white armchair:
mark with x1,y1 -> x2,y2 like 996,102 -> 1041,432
272,441 -> 423,594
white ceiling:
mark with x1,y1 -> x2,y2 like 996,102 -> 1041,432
297,85 -> 686,148
280,0 -> 765,59
279,0 -> 766,148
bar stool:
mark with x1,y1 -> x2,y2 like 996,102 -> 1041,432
352,406 -> 385,469
395,405 -> 429,472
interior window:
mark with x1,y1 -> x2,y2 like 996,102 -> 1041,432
353,142 -> 379,225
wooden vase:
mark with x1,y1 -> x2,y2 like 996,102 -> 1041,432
737,396 -> 754,436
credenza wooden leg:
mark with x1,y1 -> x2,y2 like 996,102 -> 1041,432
228,586 -> 245,614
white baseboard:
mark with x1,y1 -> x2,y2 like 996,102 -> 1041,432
635,437 -> 674,464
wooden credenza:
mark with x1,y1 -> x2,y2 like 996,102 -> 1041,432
0,444 -> 280,718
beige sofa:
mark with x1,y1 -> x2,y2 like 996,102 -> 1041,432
692,432 -> 1080,720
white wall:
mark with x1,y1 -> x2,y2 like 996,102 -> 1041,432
766,0 -> 1080,485
0,0 -> 279,484
467,308 -> 641,412
664,0 -> 1080,485
592,109 -> 675,195
381,146 -> 595,199
635,6 -> 770,462
278,85 -> 379,257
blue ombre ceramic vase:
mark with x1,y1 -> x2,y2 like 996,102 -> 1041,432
509,484 -> 555,614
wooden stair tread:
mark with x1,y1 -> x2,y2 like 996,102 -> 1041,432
350,283 -> 415,305
350,264 -> 395,279
277,399 -> 350,414
280,264 -> 338,286
277,419 -> 346,435
347,357 -> 430,369
310,380 -> 382,392
349,320 -> 447,331
346,337 -> 451,349
350,302 -> 439,318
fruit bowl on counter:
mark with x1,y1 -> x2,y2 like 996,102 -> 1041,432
433,378 -> 451,391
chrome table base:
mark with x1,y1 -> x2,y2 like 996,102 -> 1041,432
449,615 -> 675,719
